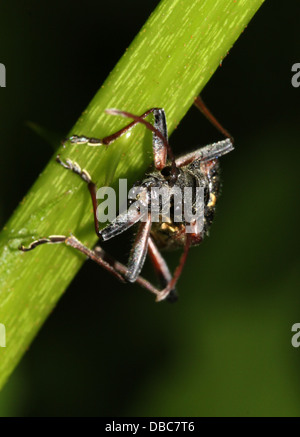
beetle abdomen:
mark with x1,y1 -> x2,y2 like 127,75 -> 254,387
149,159 -> 221,251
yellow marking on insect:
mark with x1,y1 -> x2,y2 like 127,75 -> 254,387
161,223 -> 177,233
207,193 -> 216,208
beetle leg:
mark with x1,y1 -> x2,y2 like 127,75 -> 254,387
99,206 -> 142,241
125,213 -> 152,283
56,155 -> 103,238
93,245 -> 166,299
55,155 -> 137,240
175,138 -> 234,167
56,155 -> 92,182
155,219 -> 203,302
106,108 -> 179,184
19,233 -> 164,300
106,108 -> 172,172
19,235 -> 67,251
19,235 -> 125,283
155,232 -> 192,302
62,108 -> 158,147
63,107 -> 167,151
147,237 -> 178,303
19,233 -> 185,302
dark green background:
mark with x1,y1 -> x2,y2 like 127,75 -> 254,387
0,0 -> 299,416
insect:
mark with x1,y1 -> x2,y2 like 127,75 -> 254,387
19,97 -> 234,302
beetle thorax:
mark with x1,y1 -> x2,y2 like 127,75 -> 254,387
129,159 -> 221,251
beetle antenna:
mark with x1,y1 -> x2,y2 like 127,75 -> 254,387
194,96 -> 234,143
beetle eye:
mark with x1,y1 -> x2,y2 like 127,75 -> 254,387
161,166 -> 172,177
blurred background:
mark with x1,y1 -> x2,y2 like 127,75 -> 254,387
0,0 -> 299,417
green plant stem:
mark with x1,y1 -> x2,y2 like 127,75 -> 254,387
0,0 -> 265,388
